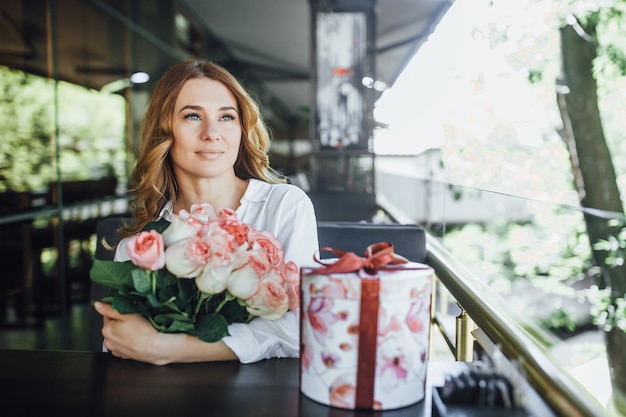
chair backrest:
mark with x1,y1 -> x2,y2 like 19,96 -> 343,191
316,221 -> 426,263
87,216 -> 126,352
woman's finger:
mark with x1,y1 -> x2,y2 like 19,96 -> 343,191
94,301 -> 123,320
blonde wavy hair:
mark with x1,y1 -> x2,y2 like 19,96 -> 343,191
120,60 -> 284,237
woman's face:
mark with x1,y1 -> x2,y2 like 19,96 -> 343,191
170,77 -> 242,183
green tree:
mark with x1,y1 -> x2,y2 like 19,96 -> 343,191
0,65 -> 126,193
556,3 -> 626,411
556,3 -> 626,294
0,66 -> 54,192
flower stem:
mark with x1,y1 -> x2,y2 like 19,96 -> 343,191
215,292 -> 235,313
151,271 -> 156,295
195,291 -> 210,316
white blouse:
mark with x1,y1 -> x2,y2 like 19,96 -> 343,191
114,179 -> 319,363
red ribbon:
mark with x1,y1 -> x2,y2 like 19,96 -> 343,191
307,242 -> 410,276
355,277 -> 379,408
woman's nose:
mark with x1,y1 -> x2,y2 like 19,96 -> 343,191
202,120 -> 220,141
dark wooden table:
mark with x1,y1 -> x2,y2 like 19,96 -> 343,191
0,349 -> 443,417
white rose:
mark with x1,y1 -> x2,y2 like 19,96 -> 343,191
162,213 -> 200,246
227,261 -> 262,300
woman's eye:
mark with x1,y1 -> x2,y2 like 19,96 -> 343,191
184,113 -> 201,121
220,114 -> 236,121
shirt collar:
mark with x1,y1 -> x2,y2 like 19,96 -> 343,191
240,178 -> 268,203
158,200 -> 174,222
156,179 -> 265,220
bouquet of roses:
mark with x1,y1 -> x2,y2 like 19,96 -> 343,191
90,203 -> 300,343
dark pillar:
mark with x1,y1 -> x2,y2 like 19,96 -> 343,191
308,0 -> 377,195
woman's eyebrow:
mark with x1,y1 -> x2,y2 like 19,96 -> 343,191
178,104 -> 203,113
178,105 -> 238,112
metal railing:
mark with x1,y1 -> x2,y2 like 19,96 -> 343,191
426,233 -> 608,417
379,195 -> 608,416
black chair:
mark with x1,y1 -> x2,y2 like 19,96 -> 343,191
316,221 -> 426,263
87,216 -> 126,352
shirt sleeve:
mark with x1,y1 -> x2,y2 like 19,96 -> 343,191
272,187 -> 319,268
222,186 -> 319,363
223,309 -> 300,364
113,238 -> 130,262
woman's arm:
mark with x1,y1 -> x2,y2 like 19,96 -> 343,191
95,301 -> 237,365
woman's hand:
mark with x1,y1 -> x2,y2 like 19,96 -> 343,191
94,302 -> 238,365
95,301 -> 172,365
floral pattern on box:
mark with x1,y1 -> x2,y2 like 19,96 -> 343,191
300,262 -> 433,410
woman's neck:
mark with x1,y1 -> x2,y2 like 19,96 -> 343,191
173,176 -> 249,213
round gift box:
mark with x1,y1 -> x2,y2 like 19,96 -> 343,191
299,261 -> 433,410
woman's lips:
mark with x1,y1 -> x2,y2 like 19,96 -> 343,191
196,149 -> 224,159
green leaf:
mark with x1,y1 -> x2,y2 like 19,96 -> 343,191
146,293 -> 175,308
112,293 -> 147,315
160,298 -> 187,315
131,268 -> 152,293
178,279 -> 197,302
219,298 -> 253,324
96,295 -> 114,304
190,313 -> 230,343
89,260 -> 137,290
152,313 -> 195,333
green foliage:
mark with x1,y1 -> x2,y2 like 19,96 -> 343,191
0,65 -> 126,192
0,67 -> 54,191
594,218 -> 626,268
90,259 -> 253,343
443,203 -> 593,290
541,308 -> 577,332
589,287 -> 626,332
527,69 -> 543,84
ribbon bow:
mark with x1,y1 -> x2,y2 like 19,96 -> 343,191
310,242 -> 409,275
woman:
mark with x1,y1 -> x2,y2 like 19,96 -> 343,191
94,60 -> 318,365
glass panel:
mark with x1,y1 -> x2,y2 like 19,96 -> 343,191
0,0 -> 155,344
0,0 -> 234,347
377,155 -> 618,410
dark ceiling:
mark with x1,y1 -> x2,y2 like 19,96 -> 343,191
0,0 -> 452,117
182,0 -> 453,114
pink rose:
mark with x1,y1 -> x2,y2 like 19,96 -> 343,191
164,236 -> 210,278
248,229 -> 284,265
189,203 -> 217,223
245,274 -> 289,319
194,244 -> 240,294
219,218 -> 249,249
203,221 -> 246,254
126,230 -> 165,271
194,229 -> 244,294
218,207 -> 238,221
281,260 -> 300,310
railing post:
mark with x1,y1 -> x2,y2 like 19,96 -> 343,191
429,275 -> 438,359
455,307 -> 475,361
